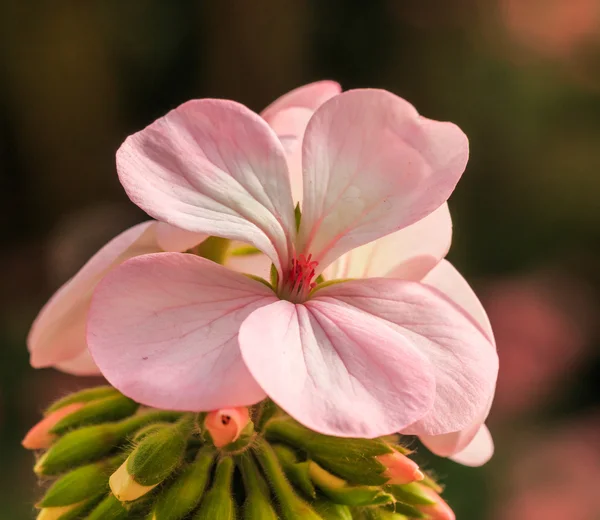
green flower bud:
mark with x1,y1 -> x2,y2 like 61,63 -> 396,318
254,438 -> 322,520
36,497 -> 98,520
272,444 -> 315,499
193,456 -> 236,520
38,455 -> 125,508
111,416 -> 193,502
132,423 -> 172,443
46,387 -> 120,414
390,501 -> 427,519
151,446 -> 215,520
312,500 -> 352,520
354,509 -> 409,520
265,417 -> 392,485
308,461 -> 393,507
86,494 -> 129,520
386,483 -> 437,506
236,452 -> 278,520
36,411 -> 182,476
50,394 -> 139,435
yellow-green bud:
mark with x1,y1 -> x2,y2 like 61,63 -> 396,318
312,500 -> 352,520
308,461 -> 394,507
254,438 -> 322,520
45,386 -> 120,414
265,417 -> 392,485
110,416 -> 193,501
151,446 -> 215,520
50,394 -> 139,435
386,482 -> 438,506
35,411 -> 182,476
236,452 -> 278,520
86,494 -> 129,520
36,498 -> 96,520
193,457 -> 236,520
37,455 -> 125,508
273,444 -> 315,499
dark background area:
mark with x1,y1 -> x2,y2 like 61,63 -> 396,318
2,1 -> 600,518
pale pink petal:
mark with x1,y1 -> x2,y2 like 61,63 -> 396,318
239,299 -> 435,438
422,259 -> 495,343
87,253 -> 276,410
315,278 -> 498,435
225,246 -> 272,281
117,100 -> 296,273
298,89 -> 468,272
28,221 -> 161,371
55,349 -> 101,376
154,222 -> 207,252
324,203 -> 452,282
449,425 -> 494,467
261,80 -> 342,121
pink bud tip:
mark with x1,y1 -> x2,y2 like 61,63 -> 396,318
204,407 -> 250,448
22,403 -> 85,450
417,484 -> 456,520
377,451 -> 425,485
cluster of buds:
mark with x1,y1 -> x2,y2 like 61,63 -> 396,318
24,386 -> 454,519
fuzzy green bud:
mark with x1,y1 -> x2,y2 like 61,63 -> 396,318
254,438 -> 322,520
151,447 -> 215,520
265,417 -> 392,485
36,498 -> 98,520
45,387 -> 120,414
37,455 -> 125,508
273,444 -> 315,499
193,457 -> 236,520
111,416 -> 193,502
236,452 -> 278,520
312,501 -> 352,520
387,483 -> 438,506
50,394 -> 139,435
35,411 -> 182,476
86,494 -> 129,520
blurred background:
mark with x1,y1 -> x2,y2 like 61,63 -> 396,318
2,0 -> 600,518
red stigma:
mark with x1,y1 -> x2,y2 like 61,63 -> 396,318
285,253 -> 319,300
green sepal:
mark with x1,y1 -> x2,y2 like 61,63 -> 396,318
132,423 -> 172,443
229,245 -> 262,256
38,455 -> 126,507
270,263 -> 279,288
253,438 -> 322,520
254,399 -> 280,432
193,456 -> 236,520
86,494 -> 129,520
151,447 -> 215,520
46,387 -> 119,414
127,416 -> 193,486
50,394 -> 139,435
236,452 -> 278,520
386,483 -> 437,506
390,501 -> 427,518
294,203 -> 302,231
265,417 -> 392,485
353,509 -> 409,520
219,420 -> 255,453
273,444 -> 316,499
50,496 -> 102,520
309,462 -> 393,507
36,411 -> 182,476
312,500 -> 352,520
194,237 -> 231,264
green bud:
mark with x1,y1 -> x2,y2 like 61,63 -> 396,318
50,394 -> 139,435
236,452 -> 278,520
193,457 -> 236,520
151,447 -> 215,520
254,399 -> 280,432
36,411 -> 182,476
308,462 -> 393,507
386,483 -> 437,506
37,497 -> 100,520
391,501 -> 427,518
265,417 -> 392,485
86,494 -> 129,520
312,500 -> 352,520
273,444 -> 315,499
354,509 -> 409,520
254,438 -> 322,520
132,423 -> 172,443
46,387 -> 119,414
38,455 -> 125,508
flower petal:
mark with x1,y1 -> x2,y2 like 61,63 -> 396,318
421,424 -> 494,467
154,222 -> 207,252
239,299 -> 435,438
449,425 -> 494,466
324,203 -> 452,282
422,259 -> 495,343
28,221 -> 160,371
261,80 -> 342,203
55,349 -> 102,376
117,99 -> 296,273
298,89 -> 468,271
314,278 -> 498,435
87,253 -> 275,410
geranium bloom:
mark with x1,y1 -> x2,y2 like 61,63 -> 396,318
26,81 -> 341,376
87,87 -> 498,440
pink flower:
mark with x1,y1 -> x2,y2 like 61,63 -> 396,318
86,86 -> 498,440
204,407 -> 251,447
27,81 -> 342,376
21,402 -> 84,449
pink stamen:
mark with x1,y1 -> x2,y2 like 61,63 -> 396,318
284,253 -> 319,301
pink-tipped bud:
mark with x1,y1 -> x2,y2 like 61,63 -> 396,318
417,484 -> 456,520
204,407 -> 250,448
22,403 -> 84,450
377,451 -> 425,485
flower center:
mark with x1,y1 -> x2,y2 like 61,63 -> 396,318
281,253 -> 318,302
